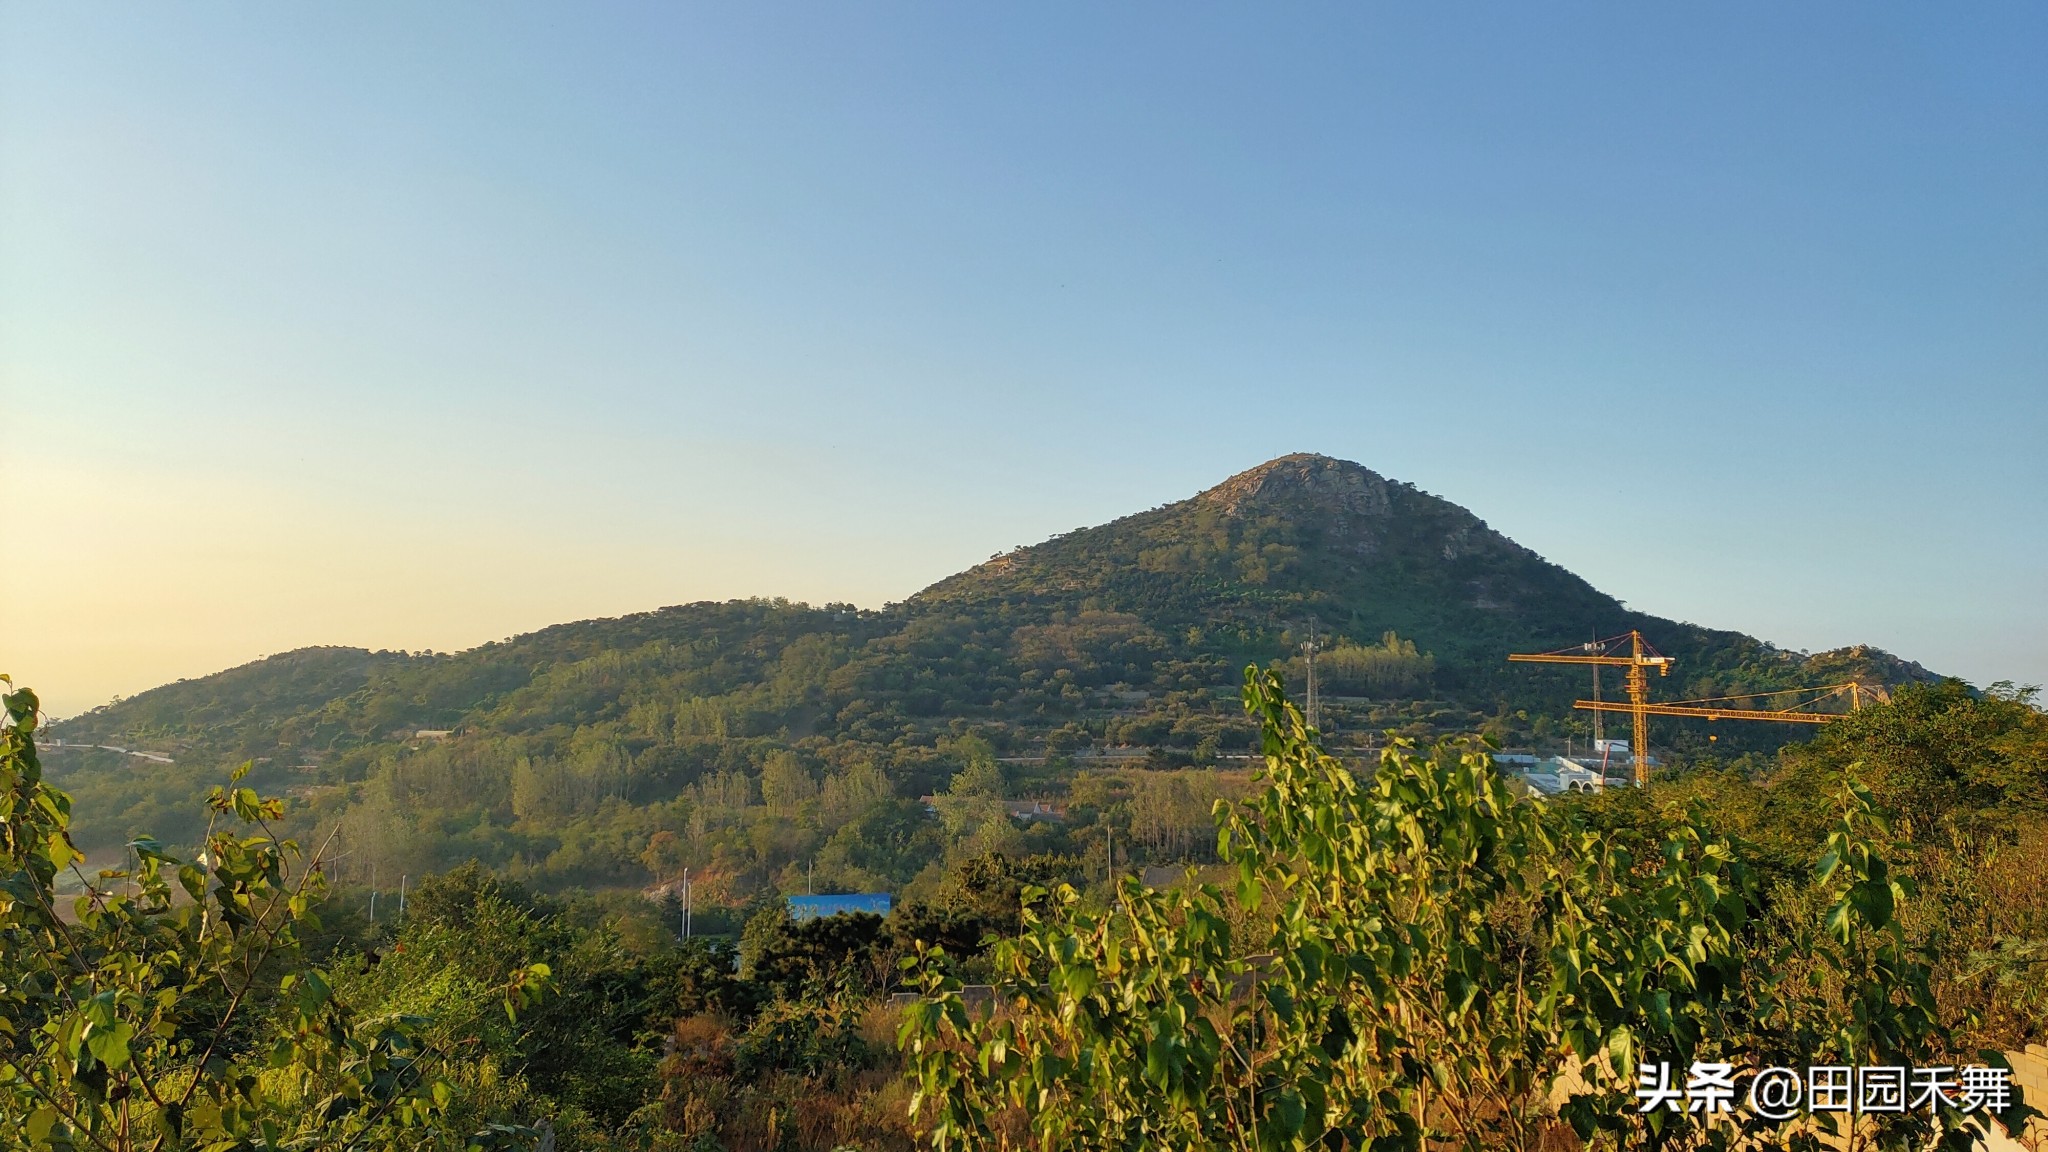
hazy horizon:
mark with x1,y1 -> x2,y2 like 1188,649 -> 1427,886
6,4 -> 2044,716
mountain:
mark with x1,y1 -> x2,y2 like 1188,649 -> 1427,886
917,453 -> 1931,696
921,453 -> 1627,660
41,455 -> 1941,892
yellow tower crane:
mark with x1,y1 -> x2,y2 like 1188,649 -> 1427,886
1509,631 -> 1671,786
1509,631 -> 1891,787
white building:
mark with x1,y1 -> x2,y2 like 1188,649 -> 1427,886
1519,755 -> 1631,795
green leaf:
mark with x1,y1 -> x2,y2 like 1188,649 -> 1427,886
1264,983 -> 1295,1024
1062,966 -> 1097,999
1848,879 -> 1894,929
1272,1087 -> 1306,1135
1825,901 -> 1853,945
1146,1035 -> 1172,1085
86,1020 -> 134,1069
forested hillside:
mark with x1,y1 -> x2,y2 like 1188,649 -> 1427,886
45,454 -> 1938,900
10,667 -> 2044,1152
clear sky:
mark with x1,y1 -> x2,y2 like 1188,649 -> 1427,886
4,4 -> 2044,717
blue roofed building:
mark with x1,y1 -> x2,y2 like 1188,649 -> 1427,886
787,893 -> 892,921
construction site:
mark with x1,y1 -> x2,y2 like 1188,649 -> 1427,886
1501,629 -> 1892,791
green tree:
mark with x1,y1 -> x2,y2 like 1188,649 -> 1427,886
760,750 -> 819,812
0,678 -> 550,1152
901,668 -> 2017,1151
946,736 -> 1007,798
1778,680 -> 2048,838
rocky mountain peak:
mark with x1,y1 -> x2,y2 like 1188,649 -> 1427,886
1197,454 -> 1397,520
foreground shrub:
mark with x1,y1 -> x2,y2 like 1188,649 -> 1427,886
902,668 -> 2027,1151
0,679 -> 550,1151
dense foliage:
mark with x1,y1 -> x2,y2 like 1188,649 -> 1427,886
0,676 -> 551,1151
902,672 -> 2045,1151
7,660 -> 2044,1150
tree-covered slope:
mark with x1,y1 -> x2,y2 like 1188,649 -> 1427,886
53,646 -> 421,749
917,452 -> 1621,653
917,453 -> 1934,700
43,454 -> 1943,891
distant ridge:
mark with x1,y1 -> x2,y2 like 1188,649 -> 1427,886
46,453 -> 1942,858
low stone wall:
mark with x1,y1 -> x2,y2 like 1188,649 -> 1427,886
1999,1044 -> 2048,1150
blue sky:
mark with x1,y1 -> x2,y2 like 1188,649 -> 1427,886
3,3 -> 2044,715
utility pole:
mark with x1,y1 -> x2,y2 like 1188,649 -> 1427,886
1300,616 -> 1321,731
398,875 -> 407,924
1589,634 -> 1604,748
368,863 -> 377,926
